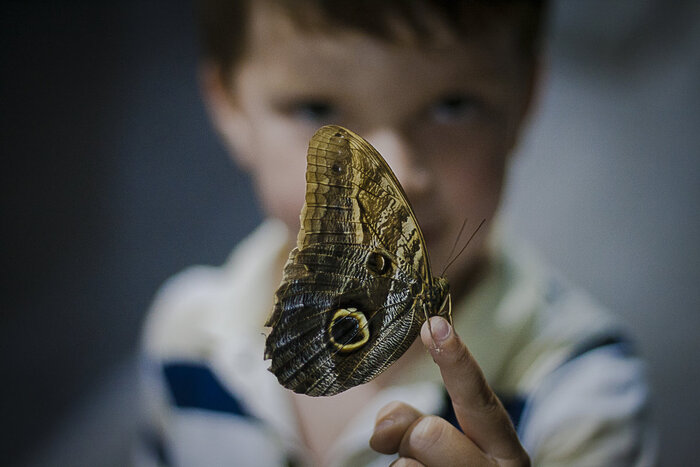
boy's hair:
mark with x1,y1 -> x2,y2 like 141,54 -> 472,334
197,0 -> 548,81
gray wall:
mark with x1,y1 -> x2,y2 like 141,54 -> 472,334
2,2 -> 261,464
3,1 -> 698,465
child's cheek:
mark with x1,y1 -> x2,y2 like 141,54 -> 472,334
257,170 -> 306,232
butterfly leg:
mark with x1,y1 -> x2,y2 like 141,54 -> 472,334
447,294 -> 453,326
436,293 -> 453,326
423,301 -> 434,337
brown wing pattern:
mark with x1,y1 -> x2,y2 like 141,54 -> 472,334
264,125 -> 441,396
298,125 -> 430,281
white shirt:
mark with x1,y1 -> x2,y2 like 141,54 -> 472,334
138,219 -> 656,466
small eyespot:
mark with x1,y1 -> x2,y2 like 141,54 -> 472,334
328,308 -> 369,353
366,251 -> 392,276
334,131 -> 343,137
331,163 -> 343,173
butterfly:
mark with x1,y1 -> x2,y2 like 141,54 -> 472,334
264,125 -> 451,396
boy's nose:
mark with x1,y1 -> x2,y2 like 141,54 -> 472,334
365,128 -> 431,198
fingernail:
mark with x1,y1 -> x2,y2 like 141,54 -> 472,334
374,418 -> 394,433
431,317 -> 451,344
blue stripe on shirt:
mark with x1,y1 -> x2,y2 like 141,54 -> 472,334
563,333 -> 631,365
163,362 -> 254,418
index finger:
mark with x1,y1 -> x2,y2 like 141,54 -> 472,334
421,316 -> 527,464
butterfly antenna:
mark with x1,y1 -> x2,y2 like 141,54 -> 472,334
442,217 -> 468,276
441,219 -> 486,277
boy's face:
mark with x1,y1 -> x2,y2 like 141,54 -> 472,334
207,3 -> 534,288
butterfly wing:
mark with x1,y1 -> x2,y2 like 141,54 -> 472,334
264,125 -> 435,396
298,125 -> 433,282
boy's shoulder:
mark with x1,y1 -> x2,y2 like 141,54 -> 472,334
456,230 -> 632,394
468,236 -> 655,463
511,239 -> 627,361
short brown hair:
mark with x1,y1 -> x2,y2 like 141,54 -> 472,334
197,0 -> 548,80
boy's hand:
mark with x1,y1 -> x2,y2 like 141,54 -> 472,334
369,317 -> 530,467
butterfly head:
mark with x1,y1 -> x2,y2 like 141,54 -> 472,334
417,276 -> 451,325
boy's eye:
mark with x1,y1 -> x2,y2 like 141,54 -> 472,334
287,100 -> 337,123
429,94 -> 482,123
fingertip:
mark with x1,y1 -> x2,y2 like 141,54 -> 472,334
370,418 -> 397,454
370,402 -> 424,455
397,415 -> 478,465
431,316 -> 452,343
375,400 -> 405,422
420,316 -> 452,351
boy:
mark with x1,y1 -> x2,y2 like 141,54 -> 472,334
139,1 -> 655,465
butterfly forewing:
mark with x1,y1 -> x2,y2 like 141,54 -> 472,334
301,127 -> 430,280
264,125 -> 446,396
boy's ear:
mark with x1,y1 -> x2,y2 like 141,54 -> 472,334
199,62 -> 255,170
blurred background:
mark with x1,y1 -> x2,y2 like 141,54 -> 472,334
2,1 -> 698,465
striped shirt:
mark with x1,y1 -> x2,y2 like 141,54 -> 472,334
137,219 -> 656,466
